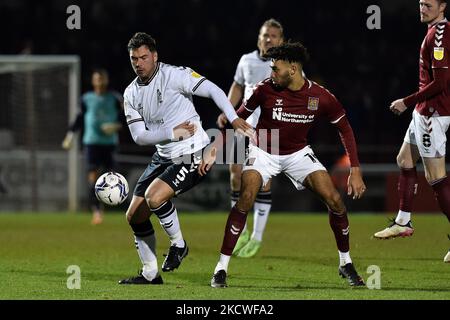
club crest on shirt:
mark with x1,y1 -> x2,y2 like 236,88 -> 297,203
434,47 -> 444,61
307,97 -> 319,111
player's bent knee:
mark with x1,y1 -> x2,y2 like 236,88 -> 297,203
396,152 -> 417,169
230,164 -> 243,175
145,188 -> 170,209
237,190 -> 256,212
230,166 -> 243,189
326,191 -> 345,213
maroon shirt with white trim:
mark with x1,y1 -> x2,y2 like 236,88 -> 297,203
405,19 -> 450,116
237,78 -> 358,163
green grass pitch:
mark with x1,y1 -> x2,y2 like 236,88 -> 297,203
0,212 -> 448,300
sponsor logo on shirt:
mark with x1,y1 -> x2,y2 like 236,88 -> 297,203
149,119 -> 164,125
272,107 -> 315,123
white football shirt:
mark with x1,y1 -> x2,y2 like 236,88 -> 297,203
233,50 -> 271,127
124,62 -> 210,159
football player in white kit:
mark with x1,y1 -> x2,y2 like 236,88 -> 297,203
217,19 -> 284,258
119,32 -> 252,284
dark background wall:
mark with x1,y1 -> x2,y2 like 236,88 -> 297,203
1,0 -> 445,212
0,0 -> 432,166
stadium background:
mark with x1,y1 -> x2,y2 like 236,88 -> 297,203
0,0 -> 443,213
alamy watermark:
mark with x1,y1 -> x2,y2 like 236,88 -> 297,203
171,128 -> 280,166
366,265 -> 381,289
367,5 -> 381,30
66,265 -> 81,289
66,5 -> 81,30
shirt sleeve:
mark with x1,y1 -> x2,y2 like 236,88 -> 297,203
319,88 -> 346,124
123,90 -> 173,145
320,88 -> 360,167
236,83 -> 263,119
123,90 -> 143,125
333,116 -> 360,167
403,68 -> 447,107
233,55 -> 245,86
192,79 -> 238,124
431,25 -> 449,69
403,29 -> 448,107
174,66 -> 208,95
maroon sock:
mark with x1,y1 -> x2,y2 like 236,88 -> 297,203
398,168 -> 418,212
431,177 -> 450,222
329,210 -> 350,252
220,206 -> 248,255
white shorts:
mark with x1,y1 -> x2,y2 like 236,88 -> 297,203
404,109 -> 450,158
242,144 -> 327,190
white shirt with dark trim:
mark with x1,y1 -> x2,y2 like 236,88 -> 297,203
124,62 -> 210,159
234,50 -> 273,101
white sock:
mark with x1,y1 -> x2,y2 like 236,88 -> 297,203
214,254 -> 231,273
339,251 -> 352,267
252,202 -> 271,242
395,210 -> 411,225
135,234 -> 158,280
153,201 -> 185,248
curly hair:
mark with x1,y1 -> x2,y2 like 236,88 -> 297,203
263,42 -> 310,66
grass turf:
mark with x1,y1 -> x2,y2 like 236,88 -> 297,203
0,212 -> 448,300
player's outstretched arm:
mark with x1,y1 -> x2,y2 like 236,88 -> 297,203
231,118 -> 255,141
347,167 -> 366,200
333,116 -> 366,199
227,81 -> 244,108
391,68 -> 448,116
192,79 -> 240,124
389,99 -> 408,116
217,81 -> 244,129
128,120 -> 196,146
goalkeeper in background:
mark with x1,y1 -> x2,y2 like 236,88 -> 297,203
62,69 -> 123,225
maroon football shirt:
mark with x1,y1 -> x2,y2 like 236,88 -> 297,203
238,78 -> 346,155
408,19 -> 450,116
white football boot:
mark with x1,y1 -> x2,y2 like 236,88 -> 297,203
373,220 -> 414,239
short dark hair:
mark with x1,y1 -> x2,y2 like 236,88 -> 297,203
127,32 -> 157,52
263,42 -> 310,66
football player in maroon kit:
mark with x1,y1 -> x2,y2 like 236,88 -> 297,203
206,42 -> 367,288
373,0 -> 450,263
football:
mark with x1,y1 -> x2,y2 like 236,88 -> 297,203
94,172 -> 129,206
